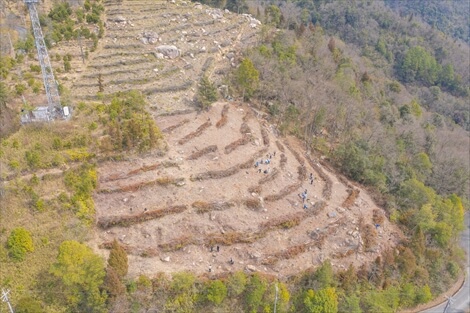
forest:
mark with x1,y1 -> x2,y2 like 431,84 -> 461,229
0,0 -> 468,312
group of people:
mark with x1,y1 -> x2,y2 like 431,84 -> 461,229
208,246 -> 234,273
254,152 -> 277,174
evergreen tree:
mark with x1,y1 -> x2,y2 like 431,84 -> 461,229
108,239 -> 128,278
197,75 -> 218,110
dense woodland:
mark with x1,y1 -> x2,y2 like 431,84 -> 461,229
0,0 -> 469,312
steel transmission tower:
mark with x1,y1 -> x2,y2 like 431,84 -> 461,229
24,0 -> 63,119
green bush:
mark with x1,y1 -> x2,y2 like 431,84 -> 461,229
7,227 -> 34,261
206,280 -> 227,305
15,84 -> 26,95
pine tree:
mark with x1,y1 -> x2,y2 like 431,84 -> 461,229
197,75 -> 218,110
108,239 -> 128,278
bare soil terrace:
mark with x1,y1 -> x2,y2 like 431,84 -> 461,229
91,101 -> 401,279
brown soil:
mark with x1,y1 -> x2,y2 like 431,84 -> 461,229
90,101 -> 401,279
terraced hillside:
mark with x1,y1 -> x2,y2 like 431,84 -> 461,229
66,0 -> 259,115
92,101 -> 400,278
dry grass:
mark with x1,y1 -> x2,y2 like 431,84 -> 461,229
97,205 -> 188,229
178,120 -> 211,145
258,167 -> 279,185
99,241 -> 159,257
98,176 -> 183,193
275,140 -> 285,152
190,165 -> 240,181
280,153 -> 287,169
163,119 -> 190,133
247,185 -> 262,194
342,188 -> 360,208
241,197 -> 263,210
297,165 -> 307,181
262,244 -> 308,265
331,248 -> 355,259
261,128 -> 270,146
224,136 -> 251,154
159,235 -> 195,252
216,104 -> 229,128
240,122 -> 251,134
190,148 -> 268,181
311,200 -> 327,215
187,145 -> 218,160
192,200 -> 235,213
259,212 -> 305,231
127,163 -> 160,176
264,182 -> 302,202
263,165 -> 304,201
372,209 -> 385,225
362,224 -> 378,251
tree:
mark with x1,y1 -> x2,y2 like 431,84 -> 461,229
235,58 -> 259,100
197,75 -> 218,110
7,227 -> 34,261
50,240 -> 107,312
303,287 -> 338,313
225,0 -> 248,13
244,273 -> 267,313
315,261 -> 334,289
399,46 -> 440,85
108,239 -> 128,278
227,271 -> 247,297
265,5 -> 281,27
104,266 -> 125,298
206,280 -> 227,305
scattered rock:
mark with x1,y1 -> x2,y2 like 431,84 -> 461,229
140,31 -> 159,44
327,211 -> 337,218
246,264 -> 257,272
161,256 -> 170,262
155,45 -> 181,59
109,15 -> 126,23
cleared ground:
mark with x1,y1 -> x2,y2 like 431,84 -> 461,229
91,101 -> 401,278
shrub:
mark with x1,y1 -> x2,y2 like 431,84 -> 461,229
15,84 -> 26,95
7,227 -> 34,261
108,240 -> 128,278
206,280 -> 227,305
